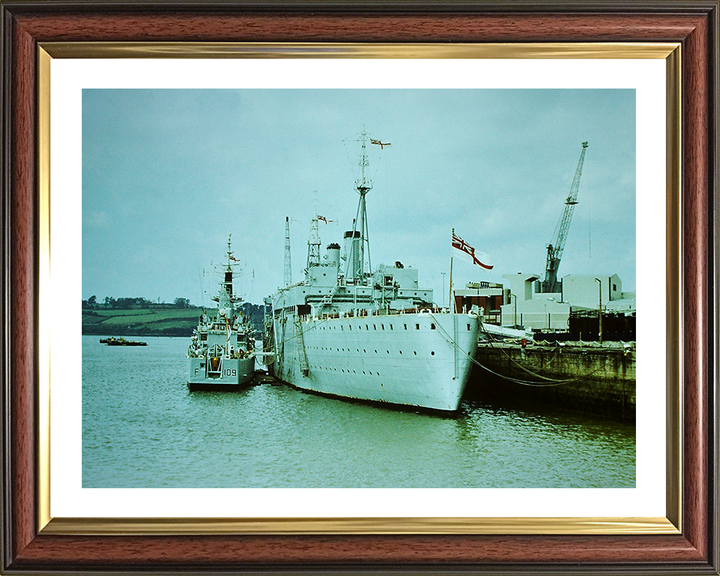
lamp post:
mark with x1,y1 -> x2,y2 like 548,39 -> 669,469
594,278 -> 603,344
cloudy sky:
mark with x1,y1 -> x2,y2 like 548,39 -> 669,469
82,88 -> 635,307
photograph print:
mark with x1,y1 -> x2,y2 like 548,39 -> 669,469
82,87 -> 636,489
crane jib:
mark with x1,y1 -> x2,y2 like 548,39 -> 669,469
541,142 -> 589,294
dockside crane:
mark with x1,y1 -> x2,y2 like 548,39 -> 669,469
541,141 -> 589,294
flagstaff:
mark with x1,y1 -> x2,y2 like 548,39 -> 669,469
449,229 -> 455,312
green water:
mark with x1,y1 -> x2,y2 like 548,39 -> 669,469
82,336 -> 635,488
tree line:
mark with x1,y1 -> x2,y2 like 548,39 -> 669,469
82,296 -> 271,336
83,295 -> 192,310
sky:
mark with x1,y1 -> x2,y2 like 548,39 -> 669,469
82,88 -> 636,307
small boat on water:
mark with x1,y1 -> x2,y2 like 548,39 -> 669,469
187,235 -> 256,391
100,337 -> 147,346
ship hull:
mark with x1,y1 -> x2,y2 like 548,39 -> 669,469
270,311 -> 478,412
188,356 -> 256,391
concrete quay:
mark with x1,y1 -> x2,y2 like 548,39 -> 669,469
466,341 -> 636,422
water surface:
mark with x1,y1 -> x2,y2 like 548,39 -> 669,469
83,336 -> 635,488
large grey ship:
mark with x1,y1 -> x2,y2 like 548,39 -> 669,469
264,132 -> 481,412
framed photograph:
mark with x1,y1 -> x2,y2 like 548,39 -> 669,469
1,1 -> 717,574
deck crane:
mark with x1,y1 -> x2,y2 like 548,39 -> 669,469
541,141 -> 589,294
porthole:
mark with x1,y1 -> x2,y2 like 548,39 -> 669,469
431,351 -> 435,356
467,324 -> 471,330
414,351 -> 417,355
415,324 -> 420,330
430,323 -> 435,330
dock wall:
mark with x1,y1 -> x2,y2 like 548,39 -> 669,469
467,343 -> 636,422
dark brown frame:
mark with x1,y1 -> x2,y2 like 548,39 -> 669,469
1,1 -> 718,573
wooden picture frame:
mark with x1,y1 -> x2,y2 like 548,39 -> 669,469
1,1 -> 717,573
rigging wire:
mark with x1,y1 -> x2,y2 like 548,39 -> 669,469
429,312 -> 626,387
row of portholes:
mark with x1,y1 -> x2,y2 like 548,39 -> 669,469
313,321 -> 473,332
317,323 -> 426,331
309,346 -> 434,356
309,365 -> 381,377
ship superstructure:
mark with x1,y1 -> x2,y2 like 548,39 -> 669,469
187,235 -> 256,390
265,132 -> 480,412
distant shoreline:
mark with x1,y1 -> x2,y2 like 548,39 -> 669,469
82,303 -> 268,338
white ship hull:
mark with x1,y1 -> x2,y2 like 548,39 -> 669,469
188,356 -> 256,391
270,311 -> 479,412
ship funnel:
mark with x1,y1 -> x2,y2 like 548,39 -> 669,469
325,243 -> 341,268
344,230 -> 361,281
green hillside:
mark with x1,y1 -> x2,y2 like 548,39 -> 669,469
82,303 -> 269,337
82,308 -> 202,337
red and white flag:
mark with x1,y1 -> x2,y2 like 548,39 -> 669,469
370,138 -> 391,149
317,215 -> 333,224
452,231 -> 493,270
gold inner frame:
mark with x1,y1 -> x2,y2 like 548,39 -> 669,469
36,42 -> 682,536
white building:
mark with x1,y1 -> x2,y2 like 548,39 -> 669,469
562,273 -> 622,310
499,272 -> 635,332
500,273 -> 570,330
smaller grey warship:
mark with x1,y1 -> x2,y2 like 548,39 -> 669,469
187,235 -> 256,390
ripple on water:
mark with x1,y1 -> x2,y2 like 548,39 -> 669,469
83,336 -> 636,488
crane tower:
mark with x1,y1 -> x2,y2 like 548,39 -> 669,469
541,141 -> 589,294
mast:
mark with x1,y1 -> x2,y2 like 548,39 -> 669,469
214,232 -> 240,316
306,214 -> 321,270
356,129 -> 372,281
284,216 -> 292,286
345,129 -> 374,284
342,129 -> 388,284
224,233 -> 234,297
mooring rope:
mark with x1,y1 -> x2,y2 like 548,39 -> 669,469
429,312 -> 622,388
